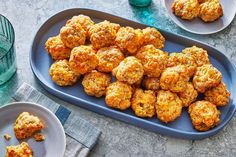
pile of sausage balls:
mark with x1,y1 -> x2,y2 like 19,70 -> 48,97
172,0 -> 223,22
45,14 -> 230,131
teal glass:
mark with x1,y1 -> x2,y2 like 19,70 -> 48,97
0,15 -> 16,85
129,0 -> 152,7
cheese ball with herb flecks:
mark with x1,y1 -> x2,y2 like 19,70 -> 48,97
182,46 -> 210,67
142,27 -> 165,49
172,0 -> 200,20
112,56 -> 144,85
88,20 -> 120,49
82,70 -> 112,97
14,112 -> 44,140
60,25 -> 86,49
69,45 -> 98,75
115,26 -> 144,54
189,100 -> 220,131
5,142 -> 33,157
49,60 -> 78,86
178,82 -> 198,107
204,82 -> 230,106
136,45 -> 168,78
156,90 -> 183,123
131,89 -> 156,118
199,0 -> 223,22
160,65 -> 190,93
142,77 -> 160,91
167,52 -> 197,76
193,64 -> 222,93
66,14 -> 94,38
96,46 -> 125,73
105,81 -> 133,110
45,35 -> 71,60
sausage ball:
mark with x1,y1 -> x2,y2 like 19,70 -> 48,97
5,142 -> 33,157
204,82 -> 230,106
160,65 -> 190,92
88,20 -> 120,49
69,45 -> 98,75
82,70 -> 111,97
115,26 -> 144,54
96,46 -> 125,72
66,14 -> 94,37
142,77 -> 160,91
193,64 -> 222,93
112,56 -> 144,85
142,27 -> 165,49
182,46 -> 210,67
156,90 -> 183,123
199,0 -> 223,22
136,45 -> 168,78
105,81 -> 133,110
60,25 -> 86,49
172,0 -> 200,20
178,82 -> 198,107
131,89 -> 156,118
14,112 -> 44,139
45,35 -> 71,60
167,52 -> 197,76
189,101 -> 220,131
49,60 -> 78,86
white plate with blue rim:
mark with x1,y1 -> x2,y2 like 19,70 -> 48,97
0,102 -> 66,157
164,0 -> 236,34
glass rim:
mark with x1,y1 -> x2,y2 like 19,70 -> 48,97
0,14 -> 15,60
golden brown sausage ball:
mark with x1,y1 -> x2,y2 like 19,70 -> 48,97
136,45 -> 168,78
131,89 -> 156,118
60,25 -> 86,49
142,77 -> 160,91
45,35 -> 71,60
66,14 -> 94,37
160,65 -> 190,92
49,60 -> 78,86
82,70 -> 111,97
142,27 -> 165,49
172,0 -> 200,20
178,82 -> 198,107
188,101 -> 220,131
5,142 -> 33,157
193,64 -> 222,93
167,52 -> 197,76
105,81 -> 133,110
204,82 -> 230,106
199,0 -> 223,22
69,45 -> 98,75
112,56 -> 144,84
96,46 -> 125,72
88,20 -> 120,50
182,46 -> 210,67
115,26 -> 144,54
156,90 -> 183,123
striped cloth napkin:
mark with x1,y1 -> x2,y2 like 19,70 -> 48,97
10,83 -> 101,157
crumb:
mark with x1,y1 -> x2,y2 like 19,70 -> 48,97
4,134 -> 11,141
34,133 -> 45,142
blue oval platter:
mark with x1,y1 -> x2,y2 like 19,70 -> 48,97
30,8 -> 236,140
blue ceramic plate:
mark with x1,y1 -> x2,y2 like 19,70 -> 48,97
30,8 -> 236,140
0,102 -> 66,157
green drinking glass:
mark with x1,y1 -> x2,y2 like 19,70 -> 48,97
0,15 -> 16,85
129,0 -> 152,7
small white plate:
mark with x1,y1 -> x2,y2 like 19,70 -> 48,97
164,0 -> 236,34
0,102 -> 66,157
